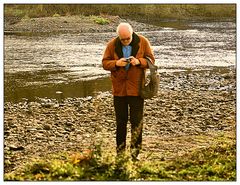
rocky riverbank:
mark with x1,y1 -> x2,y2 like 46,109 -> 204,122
4,67 -> 236,173
4,15 -> 159,34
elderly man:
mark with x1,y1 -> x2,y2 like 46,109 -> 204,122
102,22 -> 155,161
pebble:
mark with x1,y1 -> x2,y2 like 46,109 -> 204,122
9,145 -> 24,151
43,124 -> 51,130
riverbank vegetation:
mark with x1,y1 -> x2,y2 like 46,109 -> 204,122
4,4 -> 236,22
4,131 -> 236,181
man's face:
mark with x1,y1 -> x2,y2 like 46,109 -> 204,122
119,29 -> 132,46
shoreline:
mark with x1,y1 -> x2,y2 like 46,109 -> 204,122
4,66 -> 235,103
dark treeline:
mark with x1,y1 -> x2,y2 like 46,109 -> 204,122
4,4 -> 236,21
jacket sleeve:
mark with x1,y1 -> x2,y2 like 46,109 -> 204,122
102,41 -> 118,71
138,37 -> 155,68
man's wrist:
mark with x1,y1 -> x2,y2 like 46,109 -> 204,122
136,59 -> 141,66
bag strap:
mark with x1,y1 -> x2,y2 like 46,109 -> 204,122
139,57 -> 157,93
145,56 -> 157,74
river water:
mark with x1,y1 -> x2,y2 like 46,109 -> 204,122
4,21 -> 236,102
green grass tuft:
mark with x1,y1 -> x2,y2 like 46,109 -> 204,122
90,15 -> 110,25
4,138 -> 236,181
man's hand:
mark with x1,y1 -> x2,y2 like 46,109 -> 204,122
116,57 -> 140,67
116,58 -> 128,67
129,56 -> 140,66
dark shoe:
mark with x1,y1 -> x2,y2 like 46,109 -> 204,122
131,155 -> 140,162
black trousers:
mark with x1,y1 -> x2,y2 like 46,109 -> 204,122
114,96 -> 144,158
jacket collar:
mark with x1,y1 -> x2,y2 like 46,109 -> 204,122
115,32 -> 140,59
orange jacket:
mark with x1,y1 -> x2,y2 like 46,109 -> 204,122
102,32 -> 155,96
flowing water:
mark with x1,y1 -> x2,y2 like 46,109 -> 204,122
4,21 -> 236,102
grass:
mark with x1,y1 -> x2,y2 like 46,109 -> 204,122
4,4 -> 236,21
90,15 -> 110,25
4,133 -> 236,181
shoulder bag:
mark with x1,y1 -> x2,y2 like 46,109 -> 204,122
140,57 -> 160,99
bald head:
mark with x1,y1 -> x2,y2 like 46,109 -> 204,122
117,23 -> 133,46
116,23 -> 133,35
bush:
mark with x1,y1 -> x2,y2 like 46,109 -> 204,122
4,4 -> 236,21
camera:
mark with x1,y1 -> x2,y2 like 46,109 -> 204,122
126,57 -> 131,63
